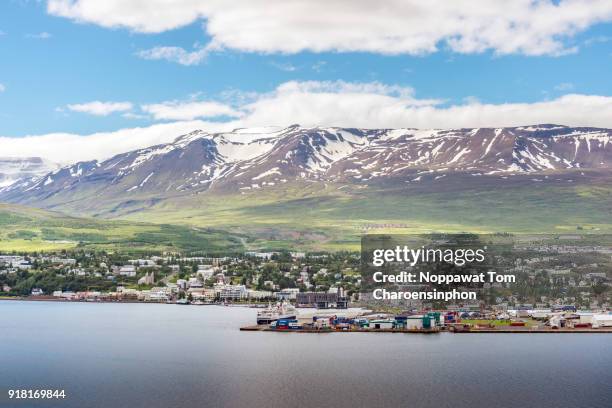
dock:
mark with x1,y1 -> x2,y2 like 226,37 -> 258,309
453,328 -> 612,333
240,325 -> 612,334
240,324 -> 439,333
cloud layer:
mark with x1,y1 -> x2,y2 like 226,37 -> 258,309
0,121 -> 231,165
5,80 -> 612,164
237,81 -> 612,129
48,0 -> 612,57
142,100 -> 242,121
66,101 -> 133,116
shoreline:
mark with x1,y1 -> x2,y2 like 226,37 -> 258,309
0,297 -> 269,307
5,298 -> 612,334
240,324 -> 612,334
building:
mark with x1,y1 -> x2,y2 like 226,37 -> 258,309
315,268 -> 328,277
197,265 -> 216,280
51,257 -> 77,265
245,252 -> 277,259
296,288 -> 348,309
188,287 -> 216,301
15,261 -> 32,270
248,289 -> 273,300
218,284 -> 248,301
276,288 -> 300,301
188,277 -> 203,288
129,259 -> 157,267
581,314 -> 612,328
118,265 -> 136,277
369,319 -> 394,329
138,271 -> 155,285
52,291 -> 76,300
143,287 -> 169,302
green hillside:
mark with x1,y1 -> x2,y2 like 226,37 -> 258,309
0,203 -> 244,253
117,180 -> 612,251
2,176 -> 611,253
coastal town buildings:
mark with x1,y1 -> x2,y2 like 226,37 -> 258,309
0,244 -> 610,312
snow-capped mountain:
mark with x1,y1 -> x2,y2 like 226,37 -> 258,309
0,157 -> 59,188
1,124 -> 610,212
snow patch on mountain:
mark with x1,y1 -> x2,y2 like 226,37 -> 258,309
0,157 -> 59,188
1,125 -> 610,205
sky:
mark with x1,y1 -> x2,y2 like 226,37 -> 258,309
1,0 -> 612,164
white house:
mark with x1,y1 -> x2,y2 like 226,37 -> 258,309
118,265 -> 136,277
218,284 -> 248,301
31,288 -> 44,296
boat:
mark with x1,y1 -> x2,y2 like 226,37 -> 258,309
192,300 -> 205,306
257,301 -> 297,325
176,298 -> 191,305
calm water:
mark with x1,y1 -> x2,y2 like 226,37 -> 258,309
1,301 -> 611,408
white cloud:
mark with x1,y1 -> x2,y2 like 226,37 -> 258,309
66,101 -> 133,116
237,81 -> 612,129
0,83 -> 5,92
140,81 -> 612,130
26,32 -> 52,40
47,0 -> 612,56
136,45 -> 208,66
4,81 -> 612,164
0,121 -> 234,165
122,112 -> 147,120
142,100 -> 242,121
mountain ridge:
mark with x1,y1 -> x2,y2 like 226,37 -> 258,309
0,124 -> 610,215
0,157 -> 59,188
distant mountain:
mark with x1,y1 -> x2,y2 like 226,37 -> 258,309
0,157 -> 59,188
1,124 -> 610,215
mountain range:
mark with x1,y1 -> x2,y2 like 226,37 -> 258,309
1,124 -> 611,249
2,124 -> 610,201
0,157 -> 59,188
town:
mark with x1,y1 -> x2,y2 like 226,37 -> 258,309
0,250 -> 361,305
1,241 -> 610,314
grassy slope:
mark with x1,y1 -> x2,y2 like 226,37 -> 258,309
0,203 -> 244,253
118,180 -> 612,251
3,175 -> 611,253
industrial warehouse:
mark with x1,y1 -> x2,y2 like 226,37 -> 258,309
242,306 -> 612,334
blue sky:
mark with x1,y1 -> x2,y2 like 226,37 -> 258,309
1,1 -> 612,162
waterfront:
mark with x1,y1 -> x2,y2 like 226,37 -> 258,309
1,301 -> 611,408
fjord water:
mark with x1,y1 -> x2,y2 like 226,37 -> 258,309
1,301 -> 610,408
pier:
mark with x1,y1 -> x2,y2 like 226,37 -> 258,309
240,324 -> 440,333
240,324 -> 612,334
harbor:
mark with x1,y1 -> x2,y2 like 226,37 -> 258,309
240,325 -> 440,333
243,303 -> 612,334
